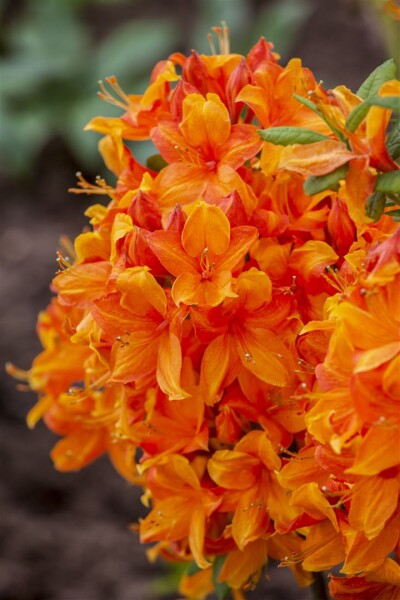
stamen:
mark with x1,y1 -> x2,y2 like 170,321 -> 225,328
69,172 -> 114,196
97,76 -> 132,111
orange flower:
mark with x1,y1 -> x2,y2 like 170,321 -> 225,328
152,93 -> 262,210
148,201 -> 258,307
140,455 -> 221,568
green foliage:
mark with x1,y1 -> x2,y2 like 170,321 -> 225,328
345,96 -> 399,133
303,164 -> 349,196
293,94 -> 348,144
387,120 -> 400,160
345,102 -> 371,133
258,126 -> 329,145
212,555 -> 230,600
375,171 -> 400,194
366,192 -> 386,221
357,59 -> 397,100
1,0 -> 316,179
0,0 -> 177,177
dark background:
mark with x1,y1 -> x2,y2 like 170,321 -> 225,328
0,1 -> 397,599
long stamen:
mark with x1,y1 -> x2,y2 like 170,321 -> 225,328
97,76 -> 132,110
69,171 -> 114,196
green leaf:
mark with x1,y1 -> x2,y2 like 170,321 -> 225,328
293,94 -> 348,144
303,164 -> 349,196
366,192 -> 386,221
366,96 -> 400,113
186,561 -> 202,576
375,171 -> 400,194
293,93 -> 318,113
387,120 -> 400,160
345,96 -> 400,133
385,208 -> 400,221
212,556 -> 230,600
345,102 -> 370,132
258,126 -> 329,145
146,154 -> 168,171
357,59 -> 397,100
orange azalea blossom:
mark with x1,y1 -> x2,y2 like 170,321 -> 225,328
11,28 -> 400,600
140,455 -> 221,569
152,92 -> 262,210
192,267 -> 295,404
148,201 -> 258,307
207,430 -> 288,550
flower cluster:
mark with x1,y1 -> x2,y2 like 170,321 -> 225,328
10,27 -> 400,599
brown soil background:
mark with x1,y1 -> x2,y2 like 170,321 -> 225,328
0,1 -> 389,598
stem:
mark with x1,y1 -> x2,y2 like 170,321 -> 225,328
310,571 -> 329,600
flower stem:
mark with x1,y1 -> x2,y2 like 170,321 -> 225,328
311,571 -> 329,600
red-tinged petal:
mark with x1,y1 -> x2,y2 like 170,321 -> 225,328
189,506 -> 211,569
235,327 -> 289,387
279,140 -> 353,177
220,124 -> 263,170
181,202 -> 231,258
50,429 -> 106,471
147,230 -> 198,276
217,226 -> 258,272
346,426 -> 400,476
116,266 -> 167,317
200,334 -> 240,405
348,475 -> 399,539
212,165 -> 259,216
156,331 -> 189,400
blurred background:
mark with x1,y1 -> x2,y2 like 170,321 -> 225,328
0,1 -> 398,599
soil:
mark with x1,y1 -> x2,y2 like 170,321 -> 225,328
0,0 -> 388,598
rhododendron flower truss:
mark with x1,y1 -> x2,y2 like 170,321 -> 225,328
9,23 -> 400,600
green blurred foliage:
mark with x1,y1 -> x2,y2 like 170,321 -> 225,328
0,0 -> 312,179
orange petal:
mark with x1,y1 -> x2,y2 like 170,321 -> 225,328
346,426 -> 400,476
156,331 -> 189,400
348,475 -> 399,539
279,140 -> 353,177
147,230 -> 198,277
117,266 -> 167,317
181,202 -> 231,258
